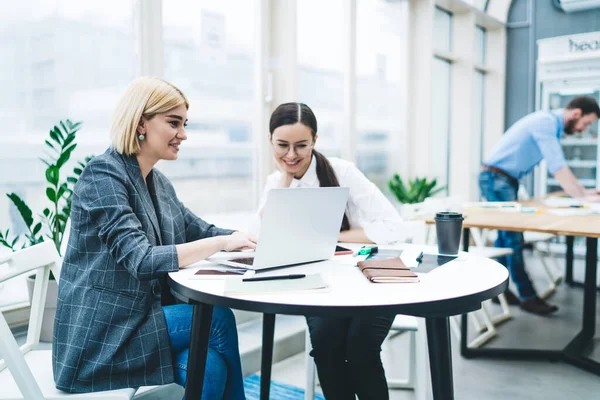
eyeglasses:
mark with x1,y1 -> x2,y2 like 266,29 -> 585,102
270,141 -> 314,157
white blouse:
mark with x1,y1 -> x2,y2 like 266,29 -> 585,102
259,156 -> 410,245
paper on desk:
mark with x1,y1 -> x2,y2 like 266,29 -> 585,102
463,201 -> 521,211
544,197 -> 585,208
547,208 -> 600,216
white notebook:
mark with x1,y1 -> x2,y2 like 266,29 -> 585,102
224,273 -> 328,295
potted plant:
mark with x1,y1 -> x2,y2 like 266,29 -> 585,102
388,174 -> 446,219
0,119 -> 92,341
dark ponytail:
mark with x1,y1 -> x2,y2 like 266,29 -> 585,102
269,102 -> 350,231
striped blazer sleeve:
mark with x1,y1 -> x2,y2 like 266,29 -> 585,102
179,202 -> 234,242
79,158 -> 178,281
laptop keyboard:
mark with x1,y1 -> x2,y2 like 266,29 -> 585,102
231,257 -> 254,266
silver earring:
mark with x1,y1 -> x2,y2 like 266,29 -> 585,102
138,134 -> 145,141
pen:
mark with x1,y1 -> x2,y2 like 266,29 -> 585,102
243,274 -> 306,282
416,252 -> 424,263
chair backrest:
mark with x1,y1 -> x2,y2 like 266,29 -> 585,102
0,241 -> 62,398
518,184 -> 531,201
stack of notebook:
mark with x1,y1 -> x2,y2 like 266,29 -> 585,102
357,257 -> 419,283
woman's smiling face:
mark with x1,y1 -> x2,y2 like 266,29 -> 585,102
139,104 -> 188,161
270,122 -> 316,177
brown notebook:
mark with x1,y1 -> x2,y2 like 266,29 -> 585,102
357,257 -> 419,283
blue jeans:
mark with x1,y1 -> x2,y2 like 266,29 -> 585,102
479,171 -> 536,300
163,305 -> 246,400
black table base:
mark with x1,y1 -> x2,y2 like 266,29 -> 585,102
184,310 -> 455,400
426,317 -> 454,400
185,303 -> 214,399
461,228 -> 600,376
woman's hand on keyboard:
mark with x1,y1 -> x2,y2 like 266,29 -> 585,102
221,232 -> 257,252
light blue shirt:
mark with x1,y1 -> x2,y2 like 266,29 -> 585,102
484,110 -> 565,179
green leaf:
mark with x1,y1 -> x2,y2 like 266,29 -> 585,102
7,193 -> 34,228
32,222 -> 42,236
57,183 -> 68,199
74,167 -> 83,175
56,148 -> 73,169
45,140 -> 57,151
49,128 -> 60,144
62,134 -> 76,149
43,208 -> 50,217
67,177 -> 78,184
56,123 -> 66,141
45,165 -> 59,186
46,187 -> 57,203
51,126 -> 63,143
70,121 -> 83,131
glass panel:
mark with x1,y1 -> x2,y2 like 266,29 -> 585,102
163,0 -> 257,214
473,71 -> 485,199
297,0 -> 344,156
465,0 -> 488,10
355,0 -> 409,191
433,7 -> 452,53
475,26 -> 486,65
0,0 -> 135,308
431,58 -> 452,192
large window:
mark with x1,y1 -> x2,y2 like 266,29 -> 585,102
431,58 -> 452,191
0,0 -> 136,307
297,0 -> 344,157
433,7 -> 452,53
473,71 -> 485,199
355,0 -> 409,190
431,8 -> 453,192
473,26 -> 487,199
162,0 -> 257,215
475,26 -> 486,65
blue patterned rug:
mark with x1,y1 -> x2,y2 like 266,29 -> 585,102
244,374 -> 325,400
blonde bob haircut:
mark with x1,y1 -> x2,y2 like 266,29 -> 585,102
111,76 -> 189,155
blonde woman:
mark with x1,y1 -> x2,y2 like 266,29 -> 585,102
52,77 -> 254,399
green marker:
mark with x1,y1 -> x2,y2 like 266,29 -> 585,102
358,246 -> 378,256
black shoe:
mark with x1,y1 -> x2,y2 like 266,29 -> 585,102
491,290 -> 521,306
520,297 -> 559,315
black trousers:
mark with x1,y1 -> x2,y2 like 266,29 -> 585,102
306,315 -> 395,400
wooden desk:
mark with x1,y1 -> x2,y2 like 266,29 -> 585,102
422,200 -> 600,376
458,200 -> 600,238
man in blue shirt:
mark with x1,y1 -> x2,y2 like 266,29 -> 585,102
481,96 -> 600,315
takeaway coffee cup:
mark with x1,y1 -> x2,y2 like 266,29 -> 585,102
434,212 -> 464,256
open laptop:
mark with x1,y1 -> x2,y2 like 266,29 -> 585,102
217,187 -> 349,271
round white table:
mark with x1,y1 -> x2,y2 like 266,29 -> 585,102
168,244 -> 508,400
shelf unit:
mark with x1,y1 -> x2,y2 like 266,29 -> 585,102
547,178 -> 596,187
534,32 -> 600,257
560,137 -> 598,146
566,159 -> 597,168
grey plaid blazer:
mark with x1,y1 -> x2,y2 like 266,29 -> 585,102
52,148 -> 233,393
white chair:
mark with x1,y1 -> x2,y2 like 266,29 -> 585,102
0,241 -> 175,399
